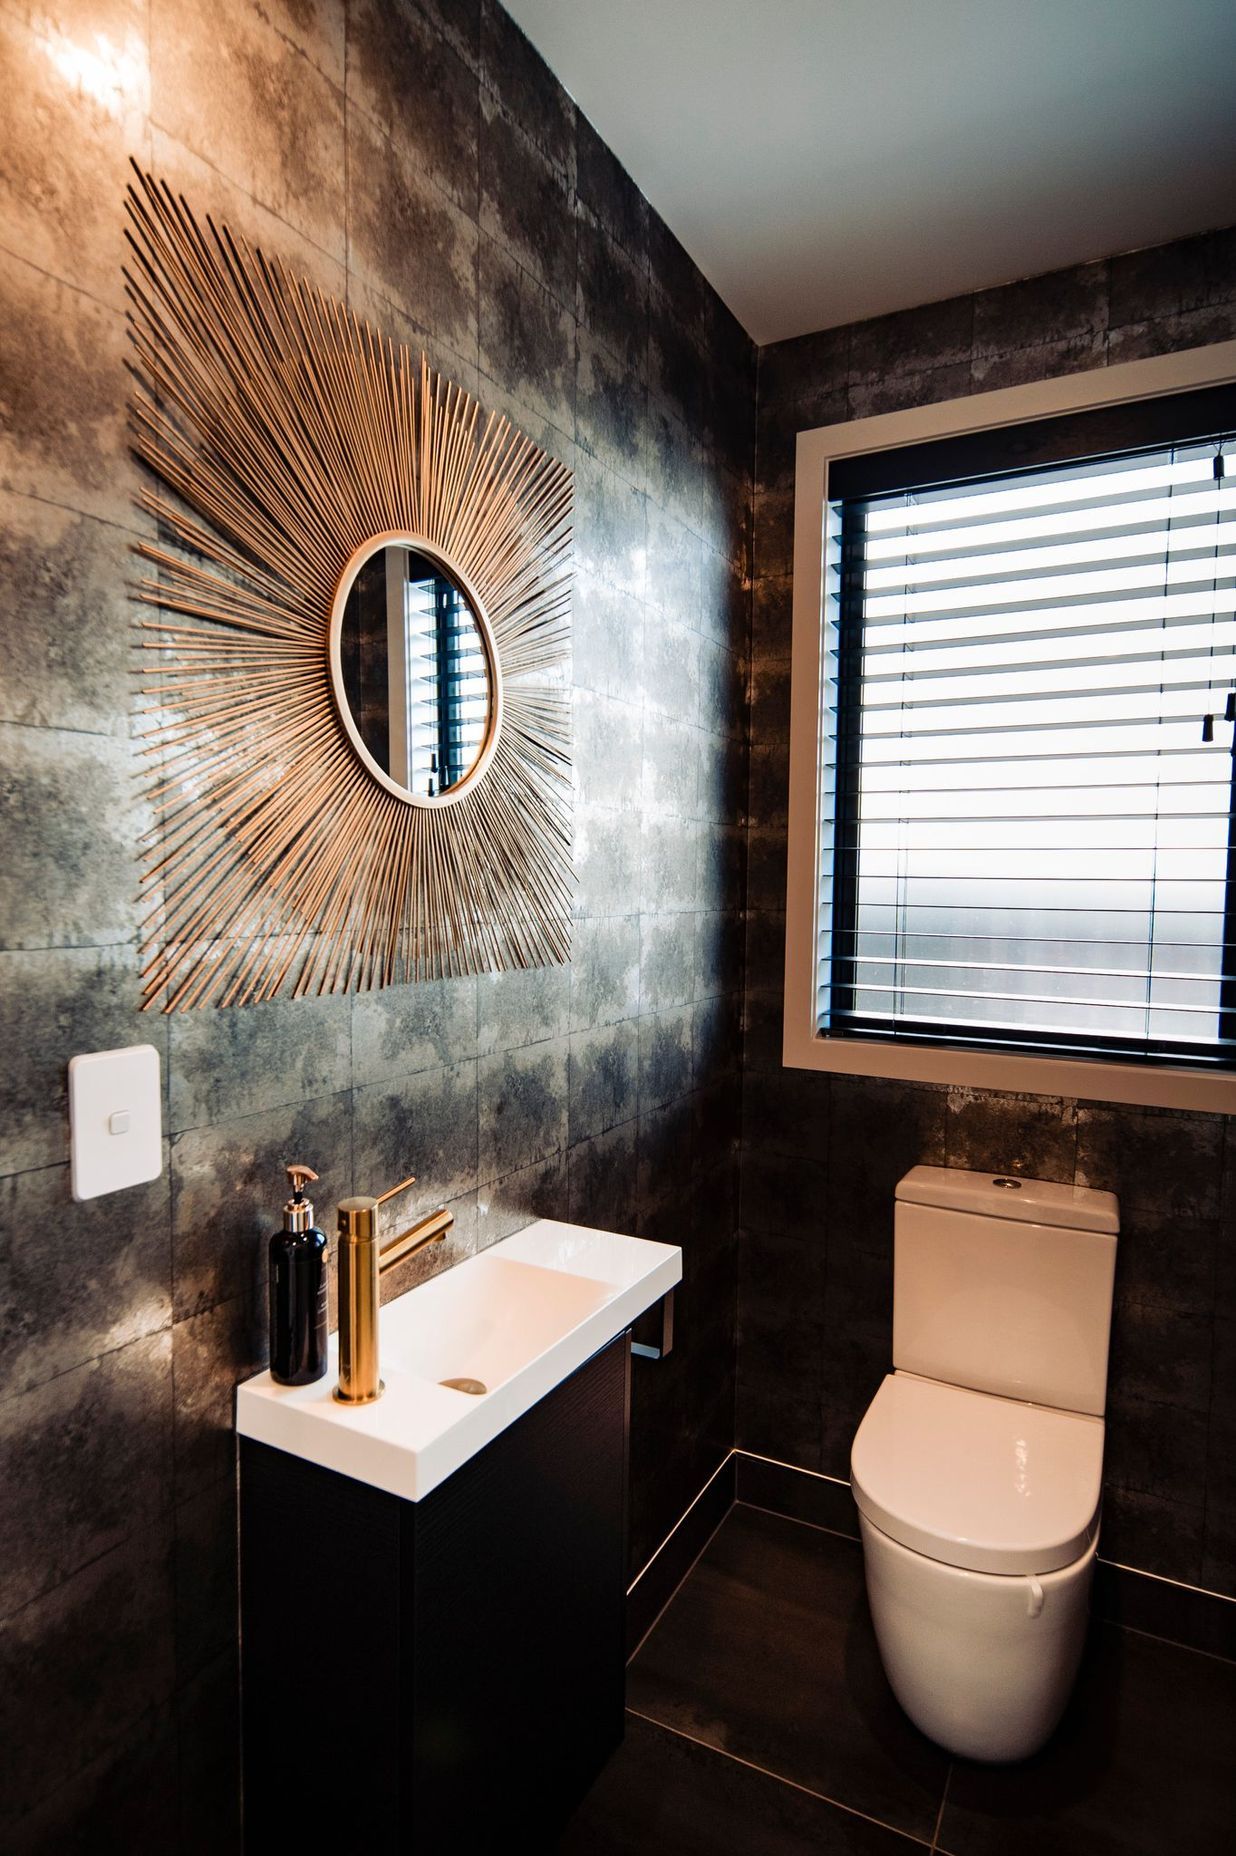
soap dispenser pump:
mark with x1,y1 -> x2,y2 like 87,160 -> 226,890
269,1163 -> 328,1386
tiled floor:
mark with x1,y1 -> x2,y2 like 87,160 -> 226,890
559,1504 -> 1236,1855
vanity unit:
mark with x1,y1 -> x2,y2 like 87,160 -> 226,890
236,1220 -> 680,1850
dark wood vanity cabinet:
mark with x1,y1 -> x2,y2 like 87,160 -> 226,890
239,1335 -> 630,1852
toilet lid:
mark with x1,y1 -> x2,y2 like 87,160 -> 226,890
851,1373 -> 1103,1575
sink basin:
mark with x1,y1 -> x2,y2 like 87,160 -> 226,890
236,1218 -> 681,1501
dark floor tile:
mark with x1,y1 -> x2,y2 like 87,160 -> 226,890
937,1622 -> 1236,1856
627,1506 -> 949,1840
559,1711 -> 923,1855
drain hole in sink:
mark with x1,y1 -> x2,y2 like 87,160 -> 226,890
440,1376 -> 487,1396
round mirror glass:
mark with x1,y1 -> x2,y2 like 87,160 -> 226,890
334,542 -> 495,802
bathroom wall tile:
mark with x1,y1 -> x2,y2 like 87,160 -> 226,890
576,214 -> 648,376
1098,1484 -> 1204,1586
347,106 -> 479,361
848,293 -> 974,383
573,571 -> 644,701
643,404 -> 706,539
346,0 -> 479,215
173,1476 -> 237,1684
150,0 -> 346,260
638,913 -> 695,1015
1075,1104 -> 1224,1219
846,359 -> 973,423
0,1330 -> 172,1620
826,1076 -> 946,1247
352,1058 -> 479,1225
641,713 -> 699,820
758,321 -> 851,414
751,573 -> 794,663
475,962 -> 568,1056
478,233 -> 574,434
352,973 -> 478,1084
572,802 -> 641,919
171,1294 -> 264,1503
571,686 -> 638,809
641,815 -> 699,915
476,1153 -> 566,1246
477,1036 -> 568,1180
1114,1208 -> 1218,1318
642,614 -> 700,723
0,944 -> 152,1176
0,495 -> 132,739
0,1523 -> 176,1827
170,1089 -> 353,1320
944,1088 -> 1078,1183
644,501 -> 702,630
1105,1389 -> 1208,1510
970,329 -> 1108,392
573,450 -> 647,600
0,258 -> 135,523
0,1162 -> 172,1401
167,989 -> 351,1131
567,1119 -> 639,1234
0,724 -> 141,950
638,1008 -> 693,1114
1108,225 -> 1236,327
694,906 -> 746,1001
1108,1298 -> 1213,1415
971,259 -> 1108,357
568,1020 -> 639,1145
692,988 -> 743,1089
569,913 -> 640,1032
175,1651 -> 241,1856
479,0 -> 573,179
575,109 -> 647,258
577,324 -> 646,482
5,1702 -> 179,1856
1106,300 -> 1236,366
0,2 -> 149,313
480,90 -> 575,309
146,125 -> 346,297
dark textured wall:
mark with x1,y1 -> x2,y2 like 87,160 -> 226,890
0,1 -> 753,1846
741,229 -> 1236,1603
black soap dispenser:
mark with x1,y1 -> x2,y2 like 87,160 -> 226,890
269,1163 -> 329,1386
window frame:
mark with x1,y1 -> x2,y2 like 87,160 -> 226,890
784,338 -> 1236,1113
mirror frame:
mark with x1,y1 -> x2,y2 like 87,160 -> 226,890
125,165 -> 573,1011
328,532 -> 504,809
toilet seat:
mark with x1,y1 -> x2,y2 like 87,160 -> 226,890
851,1373 -> 1103,1576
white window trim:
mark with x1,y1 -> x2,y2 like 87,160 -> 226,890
784,338 -> 1236,1114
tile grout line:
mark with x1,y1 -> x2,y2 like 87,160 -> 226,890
624,1706 -> 934,1848
930,1762 -> 953,1854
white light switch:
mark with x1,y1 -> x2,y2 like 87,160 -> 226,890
69,1044 -> 162,1201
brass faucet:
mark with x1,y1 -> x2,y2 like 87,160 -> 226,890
333,1175 -> 452,1405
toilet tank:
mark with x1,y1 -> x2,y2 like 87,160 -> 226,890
893,1166 -> 1119,1417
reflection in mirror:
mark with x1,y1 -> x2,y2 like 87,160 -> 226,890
338,543 -> 493,801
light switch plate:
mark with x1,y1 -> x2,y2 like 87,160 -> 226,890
69,1044 -> 163,1201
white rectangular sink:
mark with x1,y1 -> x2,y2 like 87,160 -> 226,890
236,1218 -> 681,1502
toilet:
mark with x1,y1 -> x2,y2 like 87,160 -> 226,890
851,1164 -> 1119,1763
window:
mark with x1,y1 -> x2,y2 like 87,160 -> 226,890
784,343 -> 1236,1111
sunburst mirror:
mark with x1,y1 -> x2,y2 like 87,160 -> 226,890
124,164 -> 573,1012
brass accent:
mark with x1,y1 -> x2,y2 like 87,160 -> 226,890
282,1162 -> 319,1234
440,1377 -> 487,1396
124,163 -> 573,1013
334,1180 -> 452,1405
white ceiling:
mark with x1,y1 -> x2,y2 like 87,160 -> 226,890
503,0 -> 1236,345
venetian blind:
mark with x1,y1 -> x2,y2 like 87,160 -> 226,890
820,430 -> 1236,1066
